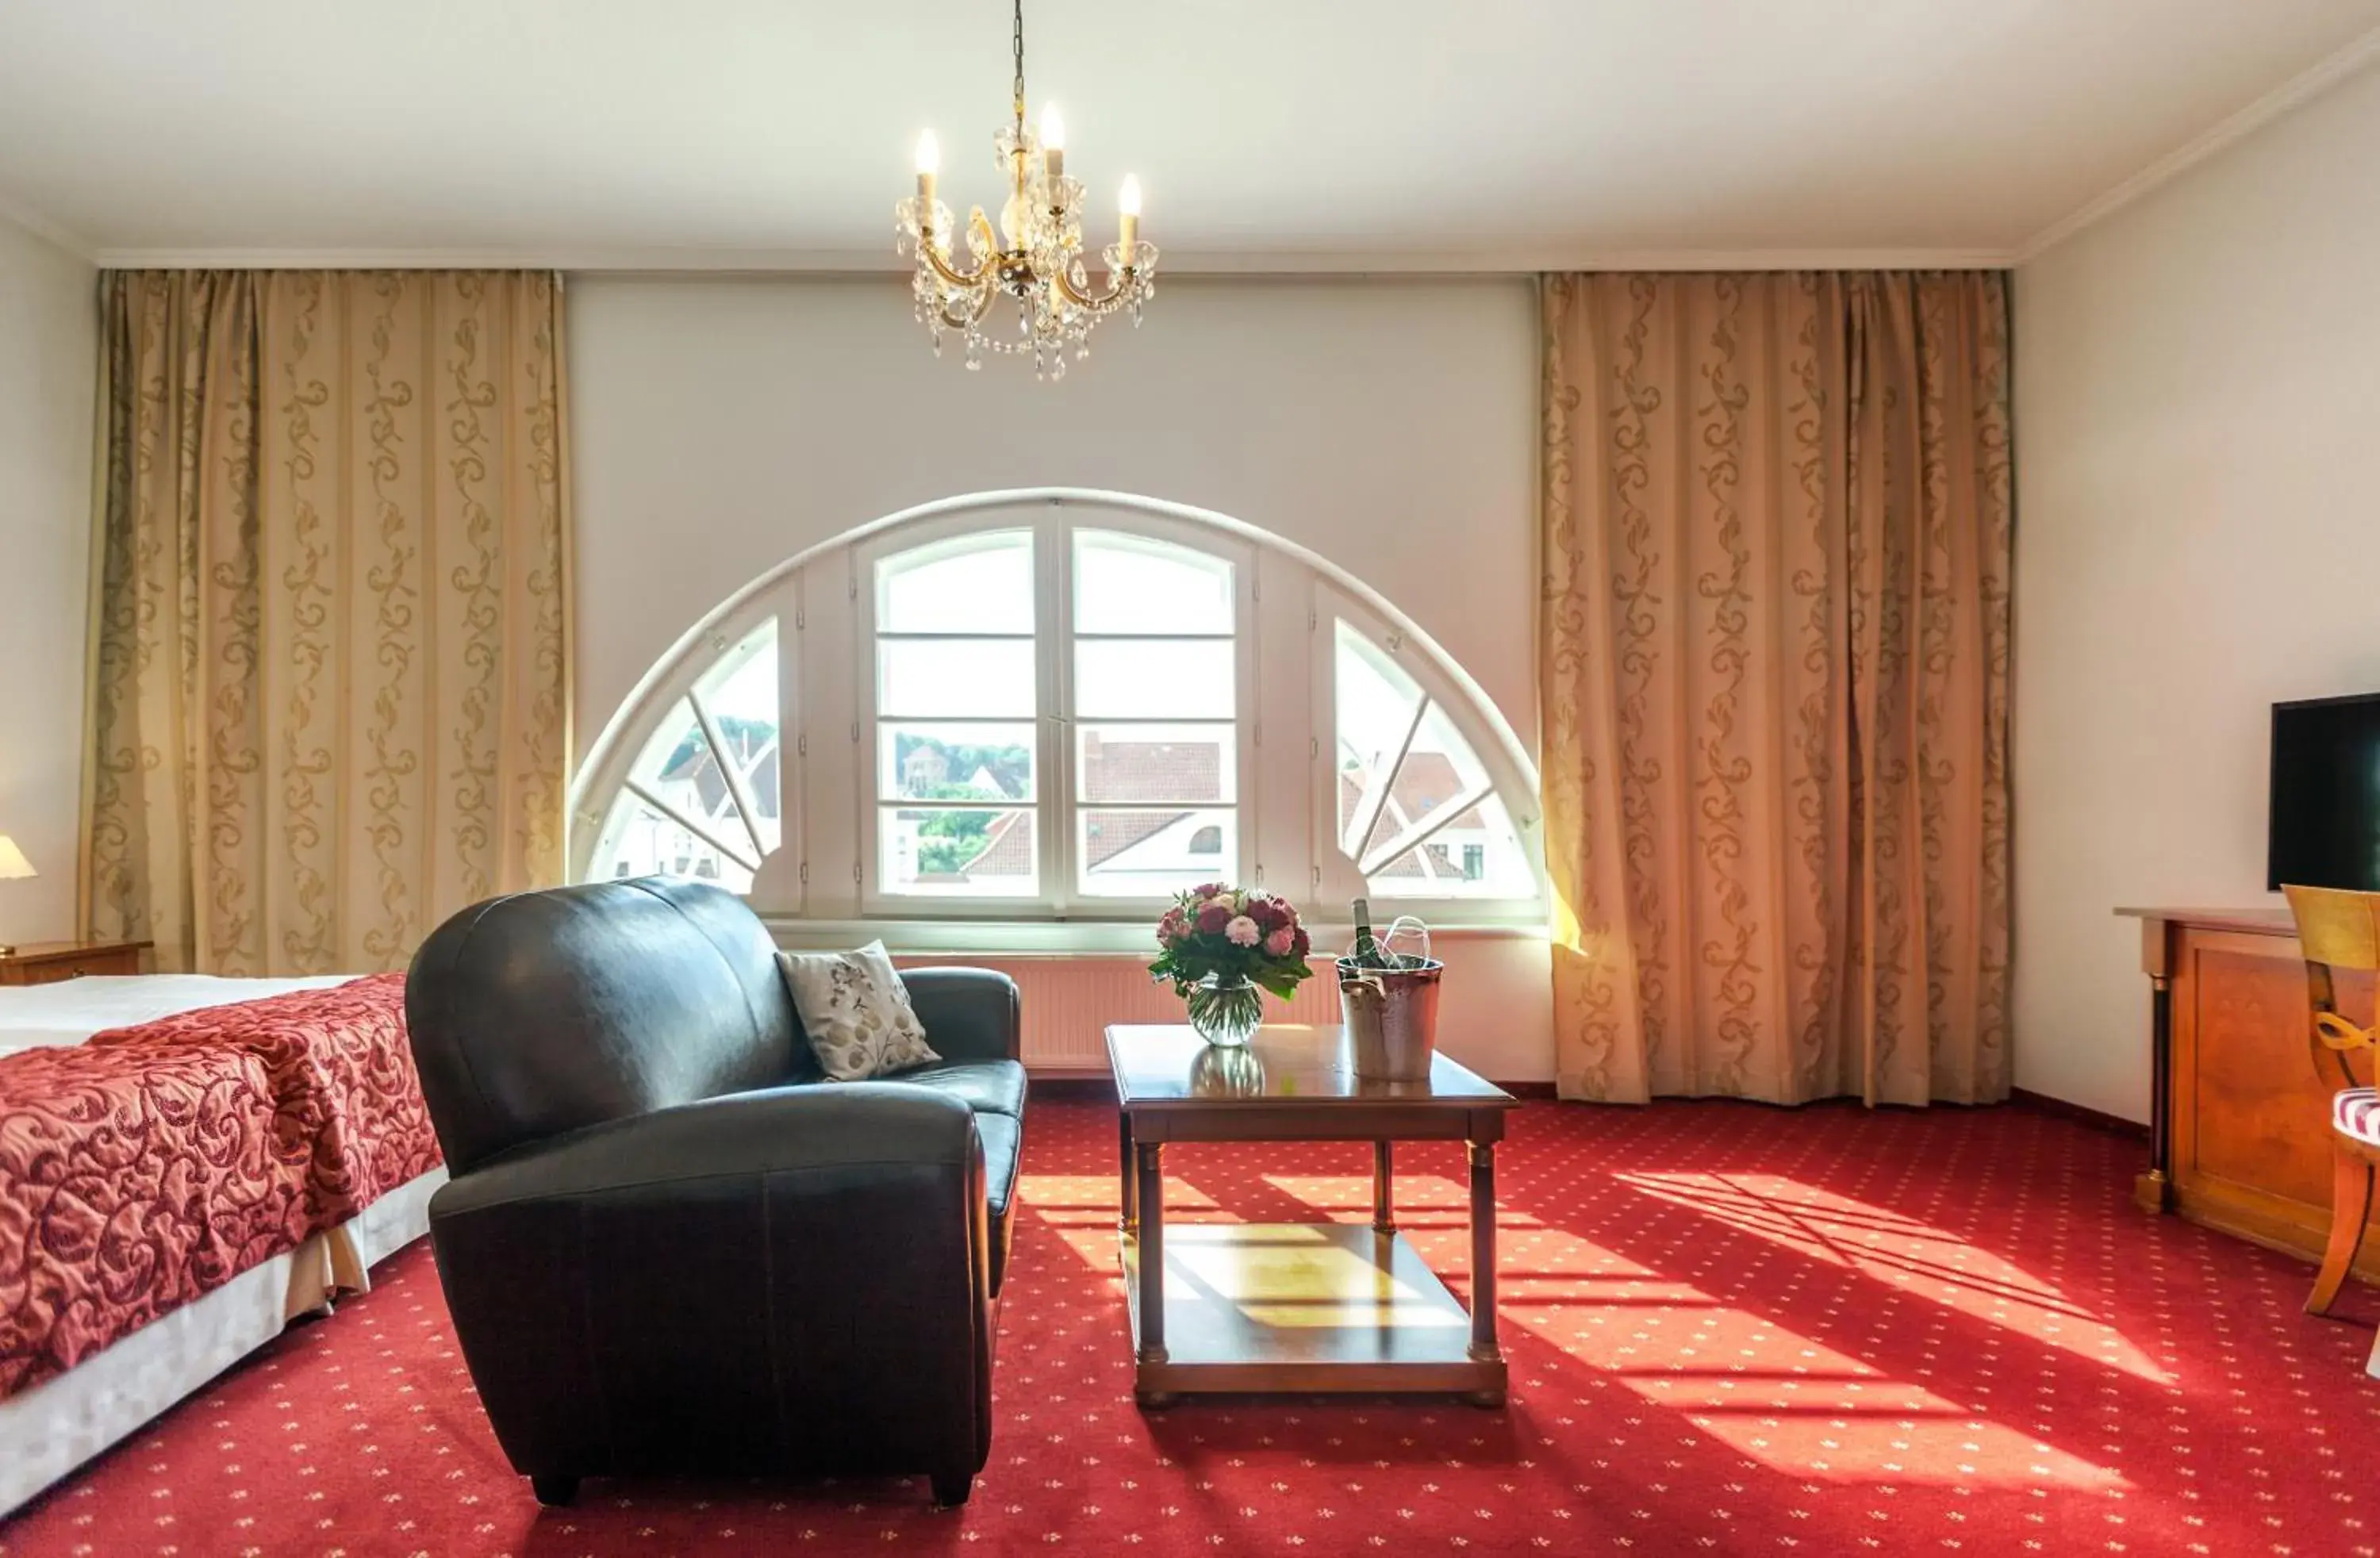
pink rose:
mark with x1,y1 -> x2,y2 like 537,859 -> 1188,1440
1226,915 -> 1262,947
1196,901 -> 1234,934
1262,927 -> 1295,957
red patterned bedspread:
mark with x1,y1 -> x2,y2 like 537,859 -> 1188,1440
0,973 -> 439,1398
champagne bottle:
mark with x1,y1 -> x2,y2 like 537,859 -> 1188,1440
1350,896 -> 1387,969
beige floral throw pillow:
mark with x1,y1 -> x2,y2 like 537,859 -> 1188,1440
776,941 -> 941,1081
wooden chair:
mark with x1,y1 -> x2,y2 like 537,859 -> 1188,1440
2282,884 -> 2380,1318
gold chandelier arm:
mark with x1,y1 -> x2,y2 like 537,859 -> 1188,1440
1054,261 -> 1138,313
920,216 -> 996,291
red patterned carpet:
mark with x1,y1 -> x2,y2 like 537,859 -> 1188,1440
6,1098 -> 2380,1557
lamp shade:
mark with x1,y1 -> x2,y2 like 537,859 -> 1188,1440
0,835 -> 35,881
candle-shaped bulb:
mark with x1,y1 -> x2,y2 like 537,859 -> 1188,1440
1039,104 -> 1065,184
913,129 -> 940,236
1117,175 -> 1141,256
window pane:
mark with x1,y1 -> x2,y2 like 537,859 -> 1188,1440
1074,639 -> 1234,720
877,530 -> 1034,635
881,721 -> 1036,803
1073,530 -> 1232,635
694,621 -> 781,852
1334,621 -> 1426,854
589,795 -> 756,894
882,807 -> 1036,894
1368,792 -> 1534,900
1077,723 -> 1235,804
1357,699 -> 1498,869
878,639 -> 1036,718
1078,808 -> 1237,897
627,696 -> 761,860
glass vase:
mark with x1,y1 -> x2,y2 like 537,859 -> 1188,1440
1184,972 -> 1264,1049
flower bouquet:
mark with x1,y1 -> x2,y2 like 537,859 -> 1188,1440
1150,884 -> 1314,1048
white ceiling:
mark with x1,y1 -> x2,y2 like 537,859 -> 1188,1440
2,0 -> 2377,270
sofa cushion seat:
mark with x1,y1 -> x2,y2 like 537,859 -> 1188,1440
892,1058 -> 1027,1120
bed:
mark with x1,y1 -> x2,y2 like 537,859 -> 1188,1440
0,973 -> 445,1516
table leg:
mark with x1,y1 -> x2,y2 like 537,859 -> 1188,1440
1136,1141 -> 1166,1365
1372,1140 -> 1395,1234
1467,1141 -> 1500,1368
2137,973 -> 2175,1213
1119,1110 -> 1138,1233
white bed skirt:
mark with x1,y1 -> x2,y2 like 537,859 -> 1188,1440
0,1166 -> 447,1518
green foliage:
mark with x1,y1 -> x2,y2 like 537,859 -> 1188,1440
906,807 -> 1002,877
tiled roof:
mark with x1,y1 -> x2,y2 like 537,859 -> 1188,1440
659,739 -> 781,819
1084,808 -> 1190,868
1081,735 -> 1220,804
1338,750 -> 1483,857
956,810 -> 1035,879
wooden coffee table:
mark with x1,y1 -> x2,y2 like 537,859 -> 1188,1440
1106,1023 -> 1518,1408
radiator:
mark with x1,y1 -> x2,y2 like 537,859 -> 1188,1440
896,954 -> 1343,1074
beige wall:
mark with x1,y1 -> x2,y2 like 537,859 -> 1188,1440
2013,61 -> 2380,1121
0,211 -> 94,946
566,274 -> 1541,768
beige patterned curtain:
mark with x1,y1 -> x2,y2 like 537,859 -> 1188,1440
86,271 -> 570,975
1541,271 -> 2011,1107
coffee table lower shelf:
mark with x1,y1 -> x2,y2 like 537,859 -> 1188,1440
1121,1222 -> 1507,1405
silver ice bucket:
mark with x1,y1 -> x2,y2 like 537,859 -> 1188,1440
1338,957 -> 1444,1082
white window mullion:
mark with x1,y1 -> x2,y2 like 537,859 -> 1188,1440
1041,506 -> 1073,916
1236,540 -> 1259,889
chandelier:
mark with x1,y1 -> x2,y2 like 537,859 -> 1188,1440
894,0 -> 1156,378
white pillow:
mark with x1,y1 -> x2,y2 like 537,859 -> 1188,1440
776,941 -> 941,1081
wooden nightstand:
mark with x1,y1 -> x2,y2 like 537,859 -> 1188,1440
0,940 -> 152,986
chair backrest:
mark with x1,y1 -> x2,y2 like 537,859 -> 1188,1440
405,877 -> 805,1174
2282,884 -> 2380,1091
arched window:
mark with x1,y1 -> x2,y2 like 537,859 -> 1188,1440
585,619 -> 781,894
570,492 -> 1541,935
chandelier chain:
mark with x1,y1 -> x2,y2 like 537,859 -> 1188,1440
1012,0 -> 1026,130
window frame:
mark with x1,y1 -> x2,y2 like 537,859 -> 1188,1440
853,503 -> 1257,920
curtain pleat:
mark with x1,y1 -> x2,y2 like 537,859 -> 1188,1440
85,271 -> 571,975
1541,271 -> 2011,1106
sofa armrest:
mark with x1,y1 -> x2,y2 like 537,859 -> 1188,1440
900,967 -> 1021,1064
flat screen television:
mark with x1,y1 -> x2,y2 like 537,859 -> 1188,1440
2269,692 -> 2380,892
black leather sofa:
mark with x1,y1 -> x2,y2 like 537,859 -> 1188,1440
402,877 -> 1024,1508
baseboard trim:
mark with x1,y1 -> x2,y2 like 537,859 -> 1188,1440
2010,1087 -> 2149,1140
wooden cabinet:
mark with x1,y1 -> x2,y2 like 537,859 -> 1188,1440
0,940 -> 151,987
2122,907 -> 2379,1279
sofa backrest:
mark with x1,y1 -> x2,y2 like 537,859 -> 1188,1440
405,877 -> 804,1174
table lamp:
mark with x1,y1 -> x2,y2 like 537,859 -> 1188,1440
0,835 -> 34,957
